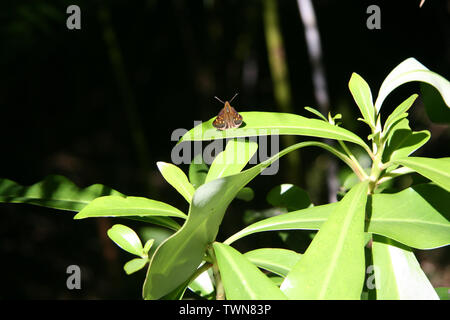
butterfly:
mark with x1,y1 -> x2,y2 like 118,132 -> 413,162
212,93 -> 243,130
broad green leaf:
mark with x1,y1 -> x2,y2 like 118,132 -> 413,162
382,119 -> 430,163
74,196 -> 187,219
280,181 -> 369,299
189,153 -> 209,189
0,175 -> 123,212
213,242 -> 287,300
383,94 -> 418,135
205,139 -> 258,183
107,224 -> 144,257
349,73 -> 376,128
143,141 -> 347,300
157,162 -> 195,203
371,236 -> 439,300
244,248 -> 302,277
369,184 -> 450,249
124,258 -> 148,275
266,184 -> 311,211
392,157 -> 450,192
227,184 -> 450,250
224,202 -> 338,245
178,112 -> 371,154
375,58 -> 450,112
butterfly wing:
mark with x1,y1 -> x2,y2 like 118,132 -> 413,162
213,107 -> 227,130
229,105 -> 243,127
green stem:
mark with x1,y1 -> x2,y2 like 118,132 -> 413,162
207,246 -> 225,300
338,141 -> 368,180
190,262 -> 212,283
368,141 -> 386,194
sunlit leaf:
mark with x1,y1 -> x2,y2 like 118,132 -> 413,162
349,72 -> 376,128
107,224 -> 144,257
0,175 -> 123,211
74,196 -> 187,219
244,248 -> 302,277
375,58 -> 450,112
392,157 -> 450,192
213,242 -> 287,300
157,162 -> 195,203
372,236 -> 439,300
280,181 -> 369,299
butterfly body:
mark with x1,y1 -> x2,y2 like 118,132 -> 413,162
212,101 -> 243,130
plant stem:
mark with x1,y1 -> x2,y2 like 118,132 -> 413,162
338,140 -> 368,180
207,246 -> 225,300
368,139 -> 387,194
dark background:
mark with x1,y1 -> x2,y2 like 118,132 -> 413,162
1,0 -> 449,299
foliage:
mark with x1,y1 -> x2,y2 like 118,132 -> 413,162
1,58 -> 449,300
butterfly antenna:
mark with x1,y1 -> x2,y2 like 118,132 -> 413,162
229,92 -> 239,103
214,96 -> 225,104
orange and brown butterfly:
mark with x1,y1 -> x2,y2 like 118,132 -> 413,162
212,93 -> 243,130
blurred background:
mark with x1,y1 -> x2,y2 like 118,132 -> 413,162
0,0 -> 449,299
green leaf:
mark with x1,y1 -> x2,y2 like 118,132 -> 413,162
382,119 -> 430,163
178,112 -> 371,154
280,181 -> 369,299
213,242 -> 287,300
227,184 -> 450,250
143,141 -> 346,300
224,202 -> 338,245
349,73 -> 376,128
189,153 -> 209,189
369,184 -> 450,249
244,248 -> 302,277
266,184 -> 312,211
392,157 -> 450,192
157,162 -> 195,203
188,267 -> 214,298
143,239 -> 155,254
0,175 -> 123,212
371,236 -> 439,299
74,196 -> 187,220
130,216 -> 181,231
422,83 -> 450,124
375,57 -> 450,112
383,94 -> 418,135
124,258 -> 148,275
304,106 -> 327,122
205,139 -> 258,183
107,224 -> 144,257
